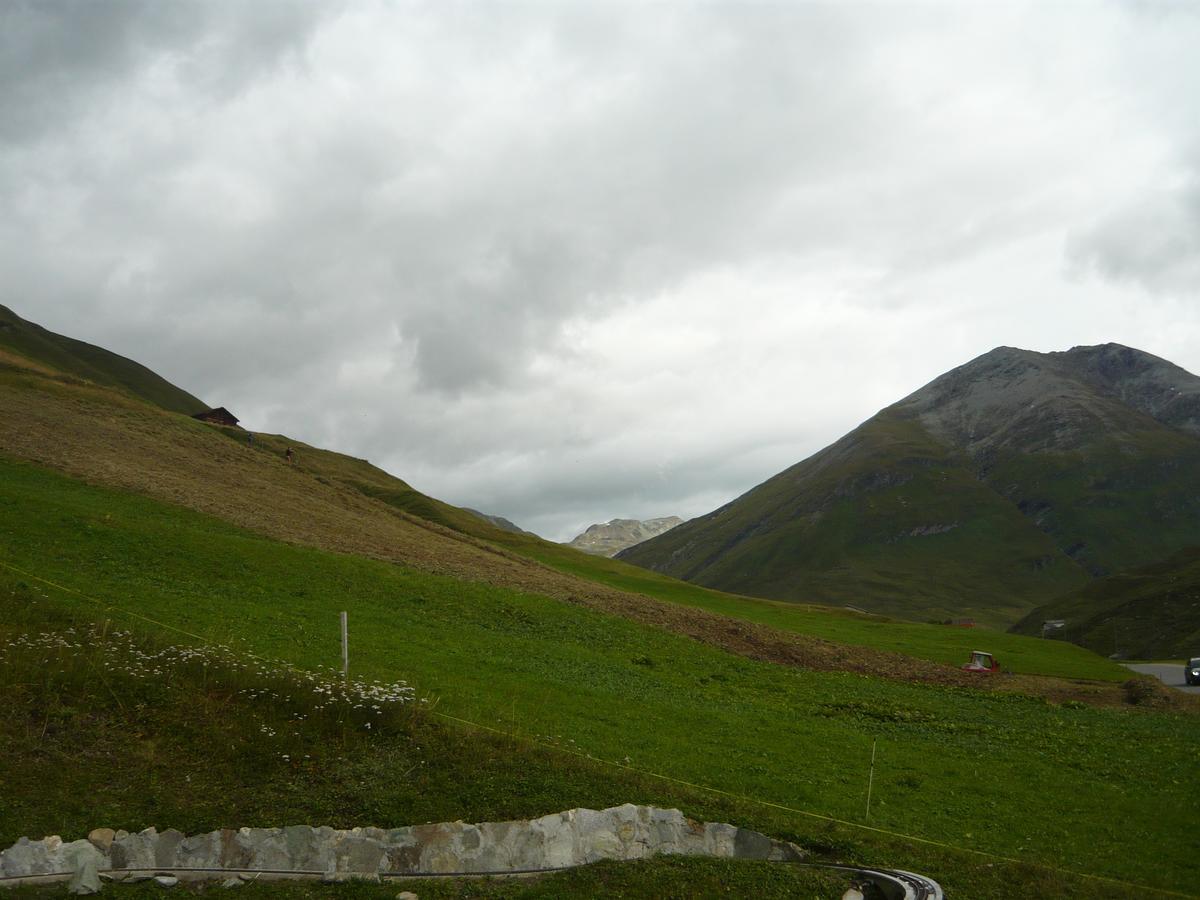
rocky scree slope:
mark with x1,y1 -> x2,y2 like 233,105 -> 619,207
618,344 -> 1200,626
568,517 -> 684,557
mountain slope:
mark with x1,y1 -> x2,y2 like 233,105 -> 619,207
0,304 -> 206,414
5,465 -> 1191,897
4,315 -> 1196,894
1012,545 -> 1200,660
619,344 -> 1200,625
0,325 -> 1133,682
3,330 -> 1050,686
464,508 -> 534,535
567,516 -> 684,557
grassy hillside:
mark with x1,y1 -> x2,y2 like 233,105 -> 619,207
0,304 -> 205,414
249,429 -> 1124,681
1013,546 -> 1200,660
981,430 -> 1200,580
0,586 -> 846,899
2,457 -> 1196,897
461,524 -> 1124,683
0,349 -> 1129,683
0,586 -> 1137,900
620,347 -> 1200,629
620,412 -> 1090,626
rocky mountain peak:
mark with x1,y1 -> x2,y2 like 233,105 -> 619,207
1054,343 -> 1200,436
894,342 -> 1200,455
566,516 -> 684,557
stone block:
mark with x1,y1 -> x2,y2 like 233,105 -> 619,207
704,822 -> 738,858
62,840 -> 107,872
87,829 -> 116,854
412,824 -> 460,874
0,804 -> 807,885
647,807 -> 689,855
471,821 -> 523,872
731,827 -> 774,860
67,852 -> 102,895
767,839 -> 805,862
217,829 -> 251,870
1,837 -> 51,877
176,832 -> 220,869
382,828 -> 420,875
334,834 -> 385,874
154,829 -> 186,868
111,828 -> 158,870
530,811 -> 574,869
574,808 -> 623,864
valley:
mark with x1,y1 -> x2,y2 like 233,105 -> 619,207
1,315 -> 1198,898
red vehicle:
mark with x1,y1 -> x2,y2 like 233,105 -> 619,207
961,650 -> 1000,673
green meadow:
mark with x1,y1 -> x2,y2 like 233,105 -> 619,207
2,456 -> 1196,897
486,540 -> 1126,682
336,448 -> 1127,683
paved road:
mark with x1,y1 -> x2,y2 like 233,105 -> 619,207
1124,663 -> 1200,695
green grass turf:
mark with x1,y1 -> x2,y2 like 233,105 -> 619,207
1014,545 -> 1200,661
0,457 -> 1196,895
0,583 -> 1158,900
334,449 -> 1126,683
483,538 -> 1126,681
0,304 -> 205,415
618,406 -> 1200,632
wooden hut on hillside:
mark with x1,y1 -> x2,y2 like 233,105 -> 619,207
191,407 -> 240,428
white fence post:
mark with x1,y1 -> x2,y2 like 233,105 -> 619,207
340,611 -> 348,680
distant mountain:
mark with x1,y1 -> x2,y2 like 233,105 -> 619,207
463,508 -> 533,536
619,344 -> 1200,626
0,304 -> 206,414
1012,545 -> 1200,660
567,517 -> 684,557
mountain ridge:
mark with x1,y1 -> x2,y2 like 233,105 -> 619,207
566,516 -> 684,557
619,343 -> 1200,626
0,304 -> 206,415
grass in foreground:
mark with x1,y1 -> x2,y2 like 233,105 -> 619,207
0,596 -> 1159,899
1,860 -> 847,900
0,458 -> 1196,896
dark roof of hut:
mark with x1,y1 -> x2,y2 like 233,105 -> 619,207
192,407 -> 240,426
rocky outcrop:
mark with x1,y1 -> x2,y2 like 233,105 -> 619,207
0,805 -> 804,883
567,518 -> 684,557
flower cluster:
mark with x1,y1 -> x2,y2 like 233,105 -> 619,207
0,623 -> 419,743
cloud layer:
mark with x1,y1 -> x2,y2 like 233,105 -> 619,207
4,0 -> 1199,539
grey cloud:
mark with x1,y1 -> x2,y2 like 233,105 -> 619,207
8,2 -> 906,395
6,1 -> 1200,539
0,0 -> 330,143
1066,174 -> 1200,297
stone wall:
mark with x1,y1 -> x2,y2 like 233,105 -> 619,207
0,805 -> 805,882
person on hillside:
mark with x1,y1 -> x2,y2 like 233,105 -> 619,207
285,447 -> 294,465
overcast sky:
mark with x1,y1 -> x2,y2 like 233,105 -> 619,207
3,0 -> 1198,540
